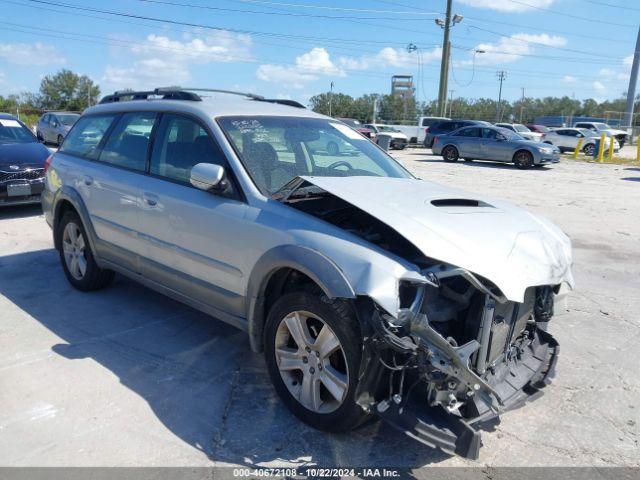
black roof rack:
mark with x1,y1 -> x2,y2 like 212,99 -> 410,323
99,88 -> 202,104
98,87 -> 305,108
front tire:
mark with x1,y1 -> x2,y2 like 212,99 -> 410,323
264,291 -> 369,432
583,143 -> 595,156
442,145 -> 459,162
513,150 -> 534,169
57,211 -> 114,291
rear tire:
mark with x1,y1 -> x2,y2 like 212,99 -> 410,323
513,150 -> 534,169
583,143 -> 595,156
264,290 -> 369,433
57,211 -> 114,291
442,146 -> 459,162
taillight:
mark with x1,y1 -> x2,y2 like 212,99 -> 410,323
425,127 -> 430,133
433,136 -> 439,144
44,154 -> 53,173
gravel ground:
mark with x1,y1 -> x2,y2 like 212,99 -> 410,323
0,149 -> 638,472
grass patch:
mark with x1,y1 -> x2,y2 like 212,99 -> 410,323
561,154 -> 640,167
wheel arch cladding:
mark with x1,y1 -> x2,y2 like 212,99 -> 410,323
52,187 -> 98,253
246,245 -> 356,353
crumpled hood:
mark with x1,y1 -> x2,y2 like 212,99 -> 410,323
301,176 -> 574,302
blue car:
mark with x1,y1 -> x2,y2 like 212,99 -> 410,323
0,113 -> 51,206
431,125 -> 560,169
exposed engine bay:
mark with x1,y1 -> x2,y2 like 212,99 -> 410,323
280,180 -> 561,459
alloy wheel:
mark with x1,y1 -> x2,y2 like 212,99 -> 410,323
62,222 -> 87,280
274,310 -> 348,414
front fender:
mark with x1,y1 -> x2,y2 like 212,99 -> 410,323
246,245 -> 356,352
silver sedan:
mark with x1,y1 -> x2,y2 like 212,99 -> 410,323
432,125 -> 560,169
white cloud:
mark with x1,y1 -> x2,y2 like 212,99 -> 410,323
339,46 -> 440,71
592,81 -> 607,94
457,0 -> 556,12
0,42 -> 65,66
256,48 -> 344,89
562,75 -> 577,84
464,33 -> 566,66
102,30 -> 252,90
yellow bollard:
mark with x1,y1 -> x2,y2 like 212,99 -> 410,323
597,133 -> 606,162
608,136 -> 615,160
572,138 -> 583,158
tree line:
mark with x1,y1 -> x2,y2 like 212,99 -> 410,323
309,91 -> 639,125
0,69 -> 100,115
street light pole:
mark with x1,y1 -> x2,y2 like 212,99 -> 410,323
623,26 -> 640,138
329,81 -> 334,117
496,70 -> 507,122
437,0 -> 453,117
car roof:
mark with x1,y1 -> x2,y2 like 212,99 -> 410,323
0,112 -> 18,120
47,111 -> 80,115
84,91 -> 325,121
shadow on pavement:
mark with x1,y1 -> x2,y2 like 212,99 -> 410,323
0,248 -> 450,471
622,177 -> 640,182
0,204 -> 43,220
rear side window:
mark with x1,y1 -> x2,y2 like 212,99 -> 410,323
99,112 -> 157,171
60,114 -> 118,159
150,113 -> 227,183
439,122 -> 456,131
454,127 -> 481,137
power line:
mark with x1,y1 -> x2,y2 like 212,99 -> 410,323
584,0 -> 640,11
506,0 -> 636,27
5,0 -> 420,47
233,0 -> 443,16
136,0 -> 440,21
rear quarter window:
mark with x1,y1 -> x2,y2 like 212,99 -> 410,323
60,114 -> 118,159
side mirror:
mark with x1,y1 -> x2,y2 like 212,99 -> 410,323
190,163 -> 226,191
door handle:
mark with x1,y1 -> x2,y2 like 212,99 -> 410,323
82,175 -> 93,186
143,192 -> 159,207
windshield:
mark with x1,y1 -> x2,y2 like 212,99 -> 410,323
217,116 -> 412,195
496,128 -> 522,140
579,129 -> 598,137
57,114 -> 80,125
591,123 -> 610,130
339,118 -> 360,127
378,126 -> 401,132
514,124 -> 531,132
0,118 -> 37,144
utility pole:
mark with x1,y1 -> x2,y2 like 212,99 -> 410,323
623,26 -> 640,140
496,71 -> 507,122
448,89 -> 455,117
519,87 -> 525,123
329,81 -> 334,117
436,0 -> 457,117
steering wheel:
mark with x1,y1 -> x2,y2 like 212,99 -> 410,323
327,160 -> 354,171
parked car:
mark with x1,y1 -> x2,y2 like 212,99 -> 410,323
337,118 -> 376,141
543,128 -> 618,155
573,121 -> 628,148
495,123 -> 542,142
42,88 -> 573,460
0,113 -> 51,207
424,120 -> 488,148
526,124 -> 551,134
36,112 -> 81,146
363,123 -> 408,149
432,125 -> 560,169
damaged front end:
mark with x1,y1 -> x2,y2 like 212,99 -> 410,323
354,274 -> 559,460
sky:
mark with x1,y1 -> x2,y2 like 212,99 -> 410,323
0,0 -> 638,106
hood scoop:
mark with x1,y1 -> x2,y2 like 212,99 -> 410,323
431,198 -> 492,208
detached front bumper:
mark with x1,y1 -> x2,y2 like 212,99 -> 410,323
374,328 -> 559,459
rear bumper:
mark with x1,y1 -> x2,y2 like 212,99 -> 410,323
375,328 -> 559,459
0,181 -> 44,207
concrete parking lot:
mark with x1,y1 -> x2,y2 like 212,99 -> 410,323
1,149 -> 639,472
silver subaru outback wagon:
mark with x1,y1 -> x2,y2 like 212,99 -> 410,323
42,88 -> 573,459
